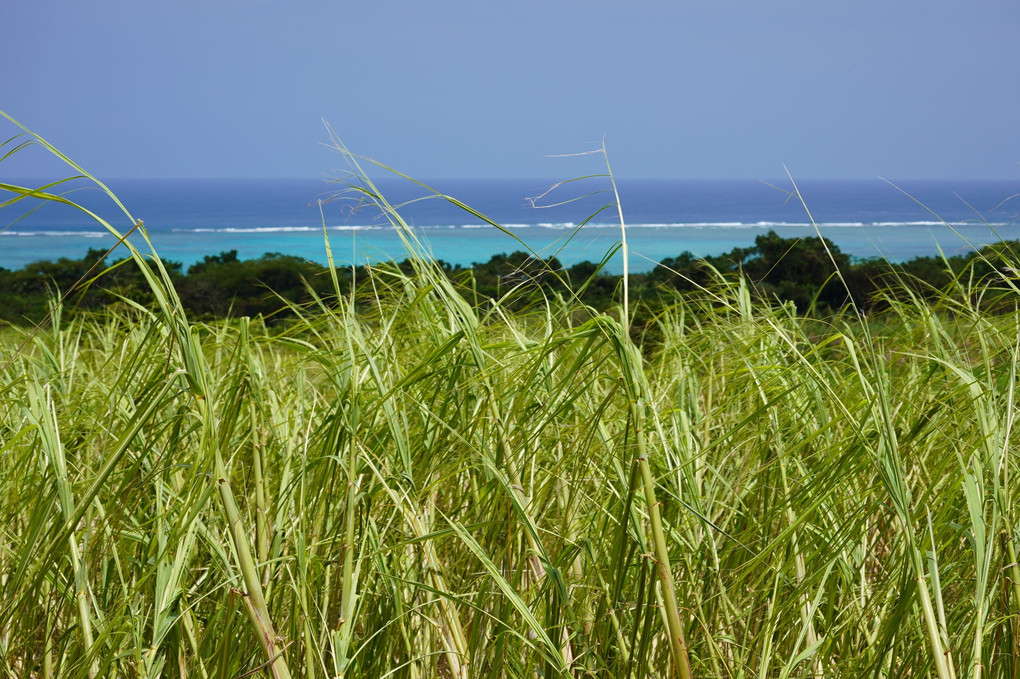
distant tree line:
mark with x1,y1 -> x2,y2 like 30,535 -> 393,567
2,230 -> 1018,326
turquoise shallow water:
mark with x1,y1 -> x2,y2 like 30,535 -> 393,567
3,178 -> 1019,273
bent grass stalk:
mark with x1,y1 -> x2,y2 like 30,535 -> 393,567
605,143 -> 693,679
1,111 -> 295,678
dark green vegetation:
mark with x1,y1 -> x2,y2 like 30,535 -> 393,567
2,230 -> 1018,327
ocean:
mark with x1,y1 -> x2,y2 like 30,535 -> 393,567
3,177 -> 1019,273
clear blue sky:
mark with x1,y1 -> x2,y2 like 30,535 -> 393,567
3,0 -> 1018,180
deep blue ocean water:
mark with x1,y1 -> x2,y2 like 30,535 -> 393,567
3,177 -> 1019,273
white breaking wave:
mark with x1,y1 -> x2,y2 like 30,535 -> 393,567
12,220 -> 1018,238
1,230 -> 110,237
172,225 -> 384,233
181,226 -> 317,233
871,221 -> 950,227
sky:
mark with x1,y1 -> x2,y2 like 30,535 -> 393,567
3,0 -> 1019,180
